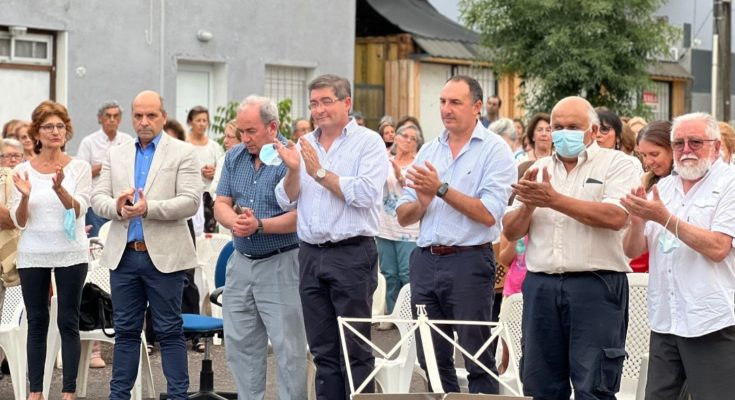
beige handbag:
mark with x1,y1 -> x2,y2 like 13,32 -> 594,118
0,169 -> 19,287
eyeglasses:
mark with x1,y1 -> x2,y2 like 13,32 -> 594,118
40,123 -> 67,133
599,125 -> 613,135
1,153 -> 23,160
672,138 -> 717,151
308,97 -> 341,110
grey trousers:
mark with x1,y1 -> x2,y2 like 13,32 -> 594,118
223,249 -> 307,400
646,326 -> 735,400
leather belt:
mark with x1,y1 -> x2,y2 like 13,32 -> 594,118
312,236 -> 373,248
424,242 -> 493,256
243,243 -> 299,260
126,241 -> 148,252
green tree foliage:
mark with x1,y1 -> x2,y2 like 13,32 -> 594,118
278,98 -> 293,139
211,101 -> 239,150
460,0 -> 679,117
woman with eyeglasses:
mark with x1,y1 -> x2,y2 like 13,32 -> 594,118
376,123 -> 423,328
628,120 -> 674,273
595,109 -> 624,150
519,113 -> 553,162
2,139 -> 24,168
11,100 -> 91,400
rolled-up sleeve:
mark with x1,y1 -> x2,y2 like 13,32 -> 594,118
275,178 -> 297,211
603,154 -> 643,210
338,135 -> 389,208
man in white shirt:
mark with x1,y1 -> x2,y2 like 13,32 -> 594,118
622,112 -> 735,399
503,96 -> 641,399
77,100 -> 133,236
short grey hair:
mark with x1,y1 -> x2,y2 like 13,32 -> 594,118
97,100 -> 123,118
3,138 -> 22,152
489,118 -> 516,139
671,112 -> 720,141
396,123 -> 425,150
238,95 -> 279,126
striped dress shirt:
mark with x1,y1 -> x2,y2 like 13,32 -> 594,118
275,118 -> 389,245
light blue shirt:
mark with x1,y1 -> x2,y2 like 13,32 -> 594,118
397,121 -> 516,247
275,118 -> 389,244
127,132 -> 162,242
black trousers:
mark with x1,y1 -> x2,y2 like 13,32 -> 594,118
299,238 -> 378,400
521,271 -> 628,400
646,326 -> 735,400
19,263 -> 87,393
411,246 -> 498,394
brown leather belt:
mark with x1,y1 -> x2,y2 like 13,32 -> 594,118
126,241 -> 148,252
424,242 -> 493,256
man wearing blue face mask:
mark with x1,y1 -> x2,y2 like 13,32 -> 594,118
622,112 -> 735,400
503,96 -> 641,399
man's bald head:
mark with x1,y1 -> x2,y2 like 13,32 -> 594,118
550,96 -> 599,128
131,90 -> 167,145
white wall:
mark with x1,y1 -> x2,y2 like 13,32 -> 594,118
419,62 -> 451,143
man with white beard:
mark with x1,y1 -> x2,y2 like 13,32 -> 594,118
622,112 -> 735,399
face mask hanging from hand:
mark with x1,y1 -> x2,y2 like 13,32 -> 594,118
64,208 -> 76,241
658,213 -> 680,254
552,129 -> 587,158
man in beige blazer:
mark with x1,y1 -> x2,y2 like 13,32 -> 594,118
91,90 -> 200,400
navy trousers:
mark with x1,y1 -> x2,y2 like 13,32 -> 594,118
521,271 -> 628,400
410,246 -> 499,394
109,248 -> 188,400
299,238 -> 378,400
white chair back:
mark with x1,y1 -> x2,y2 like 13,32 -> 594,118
498,293 -> 524,372
0,285 -> 24,327
86,259 -> 111,293
623,273 -> 650,380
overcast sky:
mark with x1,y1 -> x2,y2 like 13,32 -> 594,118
428,0 -> 461,23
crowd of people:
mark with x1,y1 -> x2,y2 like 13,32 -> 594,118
0,72 -> 734,400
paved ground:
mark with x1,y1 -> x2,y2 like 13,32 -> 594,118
0,325 -> 434,399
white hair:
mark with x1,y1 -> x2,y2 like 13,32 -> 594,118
238,95 -> 279,126
489,118 -> 515,138
671,112 -> 720,141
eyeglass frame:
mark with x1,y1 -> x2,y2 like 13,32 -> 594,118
39,123 -> 67,133
671,138 -> 718,151
1,153 -> 23,160
308,97 -> 343,110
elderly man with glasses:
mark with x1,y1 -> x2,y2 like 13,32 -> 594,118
623,112 -> 735,400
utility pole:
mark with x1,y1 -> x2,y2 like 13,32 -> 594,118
714,0 -> 731,120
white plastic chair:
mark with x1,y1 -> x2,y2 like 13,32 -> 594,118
195,233 -> 232,317
374,284 -> 415,393
372,270 -> 387,317
619,273 -> 650,400
47,261 -> 155,400
455,293 -> 524,395
0,285 -> 28,400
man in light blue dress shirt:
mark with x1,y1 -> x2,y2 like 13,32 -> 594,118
396,75 -> 516,394
275,74 -> 389,399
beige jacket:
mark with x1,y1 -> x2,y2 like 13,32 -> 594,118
91,133 -> 201,273
0,168 -> 19,286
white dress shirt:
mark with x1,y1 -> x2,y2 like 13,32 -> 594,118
507,142 -> 641,273
645,160 -> 735,337
76,129 -> 134,189
275,118 -> 389,244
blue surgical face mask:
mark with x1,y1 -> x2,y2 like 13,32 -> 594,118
259,143 -> 282,166
552,129 -> 588,158
64,208 -> 76,241
658,214 -> 680,254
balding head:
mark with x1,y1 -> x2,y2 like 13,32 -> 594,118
549,96 -> 600,159
131,90 -> 167,146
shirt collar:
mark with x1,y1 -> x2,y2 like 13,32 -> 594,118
135,132 -> 163,150
314,118 -> 358,141
438,119 -> 487,144
552,140 -> 600,163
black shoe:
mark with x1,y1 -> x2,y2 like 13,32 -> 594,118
0,358 -> 8,375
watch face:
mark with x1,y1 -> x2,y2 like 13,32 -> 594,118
317,168 -> 327,179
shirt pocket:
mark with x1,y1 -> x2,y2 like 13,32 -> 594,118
579,179 -> 604,202
688,198 -> 716,229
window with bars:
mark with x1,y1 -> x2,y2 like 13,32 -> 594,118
452,65 -> 496,101
264,65 -> 310,121
0,31 -> 53,65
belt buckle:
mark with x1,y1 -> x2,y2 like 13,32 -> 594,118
133,241 -> 145,251
430,246 -> 442,256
